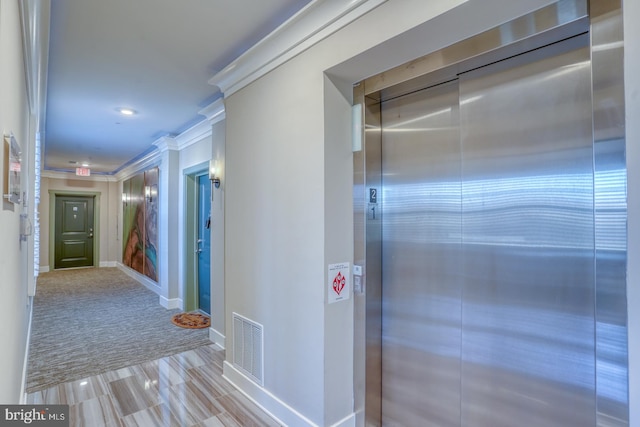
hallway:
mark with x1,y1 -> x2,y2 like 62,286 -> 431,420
27,268 -> 213,392
1,0 -> 638,425
27,344 -> 281,427
25,267 -> 280,426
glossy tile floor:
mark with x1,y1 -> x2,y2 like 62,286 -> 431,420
27,344 -> 282,427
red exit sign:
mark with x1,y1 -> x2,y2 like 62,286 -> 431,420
76,167 -> 91,177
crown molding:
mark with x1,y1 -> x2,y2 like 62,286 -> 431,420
113,120 -> 215,182
41,170 -> 117,182
152,136 -> 180,152
114,149 -> 162,182
20,0 -> 50,126
175,119 -> 213,151
198,98 -> 226,125
208,0 -> 388,97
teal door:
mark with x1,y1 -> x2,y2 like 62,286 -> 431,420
54,195 -> 95,269
197,175 -> 211,314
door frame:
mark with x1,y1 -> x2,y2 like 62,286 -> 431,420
352,0 -> 626,424
183,162 -> 209,312
49,190 -> 101,270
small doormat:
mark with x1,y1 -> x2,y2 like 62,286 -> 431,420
171,312 -> 211,329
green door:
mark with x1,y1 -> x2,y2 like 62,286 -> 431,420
54,195 -> 95,269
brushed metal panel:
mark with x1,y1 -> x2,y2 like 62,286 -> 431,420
364,95 -> 383,427
592,1 -> 629,425
352,83 -> 368,427
365,0 -> 588,99
356,2 -> 628,425
459,42 -> 595,427
380,81 -> 461,427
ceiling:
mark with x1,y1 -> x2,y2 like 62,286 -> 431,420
43,0 -> 312,175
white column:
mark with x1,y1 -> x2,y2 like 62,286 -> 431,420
199,99 -> 227,346
153,136 -> 181,308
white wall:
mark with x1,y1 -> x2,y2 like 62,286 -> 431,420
323,74 -> 355,425
210,120 -> 226,345
178,136 -> 211,175
39,176 -> 119,270
225,55 -> 326,424
0,0 -> 34,403
624,0 -> 639,425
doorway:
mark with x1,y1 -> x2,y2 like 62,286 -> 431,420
196,174 -> 212,314
52,194 -> 98,269
355,4 -> 628,425
184,167 -> 212,314
381,40 -> 596,426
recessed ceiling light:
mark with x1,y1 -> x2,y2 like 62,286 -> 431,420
117,108 -> 137,116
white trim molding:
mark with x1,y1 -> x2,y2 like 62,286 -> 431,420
41,170 -> 118,182
20,0 -> 50,122
198,98 -> 226,125
160,296 -> 182,310
115,148 -> 162,182
220,367 -> 354,427
116,262 -> 161,295
20,301 -> 35,404
329,413 -> 356,427
153,136 -> 180,153
113,120 -> 214,182
209,327 -> 226,349
99,261 -> 117,268
175,119 -> 214,151
223,361 -> 353,427
223,361 -> 339,427
208,0 -> 388,97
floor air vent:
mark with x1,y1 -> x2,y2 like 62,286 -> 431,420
232,312 -> 264,386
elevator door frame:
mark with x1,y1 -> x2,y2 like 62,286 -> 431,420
352,0 -> 627,425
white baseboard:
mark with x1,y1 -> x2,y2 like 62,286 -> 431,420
116,262 -> 161,295
99,261 -> 117,267
223,361 -> 355,427
329,413 -> 356,427
41,262 -> 116,272
223,361 -> 317,427
20,298 -> 34,404
160,296 -> 182,310
209,328 -> 225,349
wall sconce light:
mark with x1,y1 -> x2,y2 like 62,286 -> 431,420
209,159 -> 221,189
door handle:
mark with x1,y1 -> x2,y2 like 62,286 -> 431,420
195,248 -> 202,254
88,233 -> 94,238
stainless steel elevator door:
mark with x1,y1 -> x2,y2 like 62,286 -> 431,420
459,43 -> 594,427
380,39 -> 595,427
381,81 -> 462,427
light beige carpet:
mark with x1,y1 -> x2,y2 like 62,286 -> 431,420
27,267 -> 212,392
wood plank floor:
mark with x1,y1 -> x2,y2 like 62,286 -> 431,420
27,344 -> 282,427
